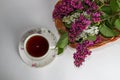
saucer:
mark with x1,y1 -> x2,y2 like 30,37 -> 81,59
19,27 -> 57,67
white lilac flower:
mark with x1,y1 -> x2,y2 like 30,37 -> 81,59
72,12 -> 80,18
77,31 -> 87,40
62,16 -> 71,24
86,26 -> 99,35
76,26 -> 99,40
70,16 -> 75,22
62,12 -> 80,24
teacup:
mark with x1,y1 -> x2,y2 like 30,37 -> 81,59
19,28 -> 57,67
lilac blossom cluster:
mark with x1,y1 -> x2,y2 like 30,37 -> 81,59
69,15 -> 91,42
53,0 -> 101,21
92,12 -> 101,23
73,41 -> 91,67
53,0 -> 74,19
73,36 -> 102,67
85,0 -> 98,14
53,0 -> 102,67
71,0 -> 84,10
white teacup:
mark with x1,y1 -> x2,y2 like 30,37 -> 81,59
19,28 -> 57,67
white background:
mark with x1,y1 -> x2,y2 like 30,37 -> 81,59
0,0 -> 120,80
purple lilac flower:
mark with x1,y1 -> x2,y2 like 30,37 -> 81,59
68,23 -> 82,42
53,0 -> 74,19
87,41 -> 94,46
94,36 -> 102,44
85,0 -> 98,14
73,41 -> 91,67
73,36 -> 102,67
86,8 -> 92,14
84,0 -> 98,9
91,2 -> 98,10
69,15 -> 91,42
84,0 -> 92,6
71,0 -> 84,10
62,0 -> 71,3
92,12 -> 101,23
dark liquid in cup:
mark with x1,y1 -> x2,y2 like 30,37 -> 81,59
26,35 -> 49,57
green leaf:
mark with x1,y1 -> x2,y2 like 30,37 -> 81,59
75,9 -> 82,13
58,48 -> 64,55
64,23 -> 71,28
115,19 -> 120,31
56,32 -> 68,55
113,30 -> 120,36
99,24 -> 116,37
87,35 -> 97,41
110,0 -> 120,12
101,6 -> 112,15
117,0 -> 120,8
58,30 -> 66,34
70,9 -> 82,15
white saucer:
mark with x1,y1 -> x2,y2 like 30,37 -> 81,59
19,27 -> 57,67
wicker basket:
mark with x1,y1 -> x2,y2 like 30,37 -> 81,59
53,1 -> 120,49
